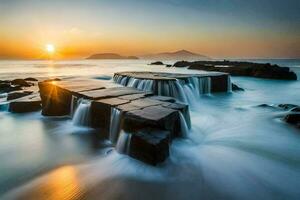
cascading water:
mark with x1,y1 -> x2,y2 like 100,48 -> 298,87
179,112 -> 190,137
109,107 -> 123,144
72,98 -> 92,127
227,75 -> 232,92
116,131 -> 132,154
70,95 -> 77,117
114,75 -> 213,106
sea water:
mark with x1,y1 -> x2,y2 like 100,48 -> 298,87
0,59 -> 300,199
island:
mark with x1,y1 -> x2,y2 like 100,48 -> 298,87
140,50 -> 210,60
86,53 -> 139,60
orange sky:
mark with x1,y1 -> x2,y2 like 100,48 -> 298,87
0,0 -> 299,59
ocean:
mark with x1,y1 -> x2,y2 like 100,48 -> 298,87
0,59 -> 300,200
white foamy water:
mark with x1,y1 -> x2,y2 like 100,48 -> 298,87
0,59 -> 300,200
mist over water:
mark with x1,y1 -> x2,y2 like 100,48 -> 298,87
0,59 -> 300,199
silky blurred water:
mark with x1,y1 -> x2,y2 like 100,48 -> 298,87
0,59 -> 300,200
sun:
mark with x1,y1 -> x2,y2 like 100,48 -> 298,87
46,44 -> 55,53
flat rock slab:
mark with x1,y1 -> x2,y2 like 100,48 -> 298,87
123,105 -> 180,137
9,93 -> 41,113
115,71 -> 226,80
80,87 -> 145,100
47,79 -> 107,93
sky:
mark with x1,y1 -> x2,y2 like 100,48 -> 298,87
0,0 -> 299,59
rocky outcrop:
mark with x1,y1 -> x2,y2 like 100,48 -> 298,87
11,79 -> 33,87
7,91 -> 33,100
9,93 -> 41,113
284,114 -> 300,128
149,61 -> 164,65
24,77 -> 38,82
232,83 -> 244,91
257,103 -> 300,129
172,60 -> 297,80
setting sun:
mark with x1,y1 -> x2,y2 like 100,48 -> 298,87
46,44 -> 55,53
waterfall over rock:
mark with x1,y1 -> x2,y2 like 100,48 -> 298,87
114,74 -> 212,105
227,75 -> 232,92
72,98 -> 91,127
109,107 -> 123,144
70,95 -> 77,117
116,131 -> 132,154
179,112 -> 190,137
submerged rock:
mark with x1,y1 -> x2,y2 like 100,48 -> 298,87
232,83 -> 244,91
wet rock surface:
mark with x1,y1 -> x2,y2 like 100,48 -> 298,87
128,129 -> 170,165
8,93 -> 41,113
257,103 -> 300,129
172,60 -> 297,80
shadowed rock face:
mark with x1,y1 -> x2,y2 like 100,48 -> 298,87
173,60 -> 297,80
8,93 -> 41,113
128,129 -> 170,165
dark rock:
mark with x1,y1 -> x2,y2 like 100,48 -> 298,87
150,61 -> 164,65
278,104 -> 298,110
173,60 -> 297,80
0,82 -> 11,89
0,83 -> 22,93
210,74 -> 230,93
7,91 -> 33,100
284,113 -> 300,125
24,77 -> 38,82
91,98 -> 129,130
11,79 -> 32,87
44,78 -> 61,82
291,107 -> 300,112
8,94 -> 41,113
257,104 -> 274,108
128,128 -> 170,165
166,64 -> 172,67
232,83 -> 244,91
173,61 -> 191,68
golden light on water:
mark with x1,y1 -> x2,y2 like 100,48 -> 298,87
10,166 -> 84,200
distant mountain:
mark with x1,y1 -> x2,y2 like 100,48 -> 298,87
140,50 -> 210,60
86,53 -> 138,60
